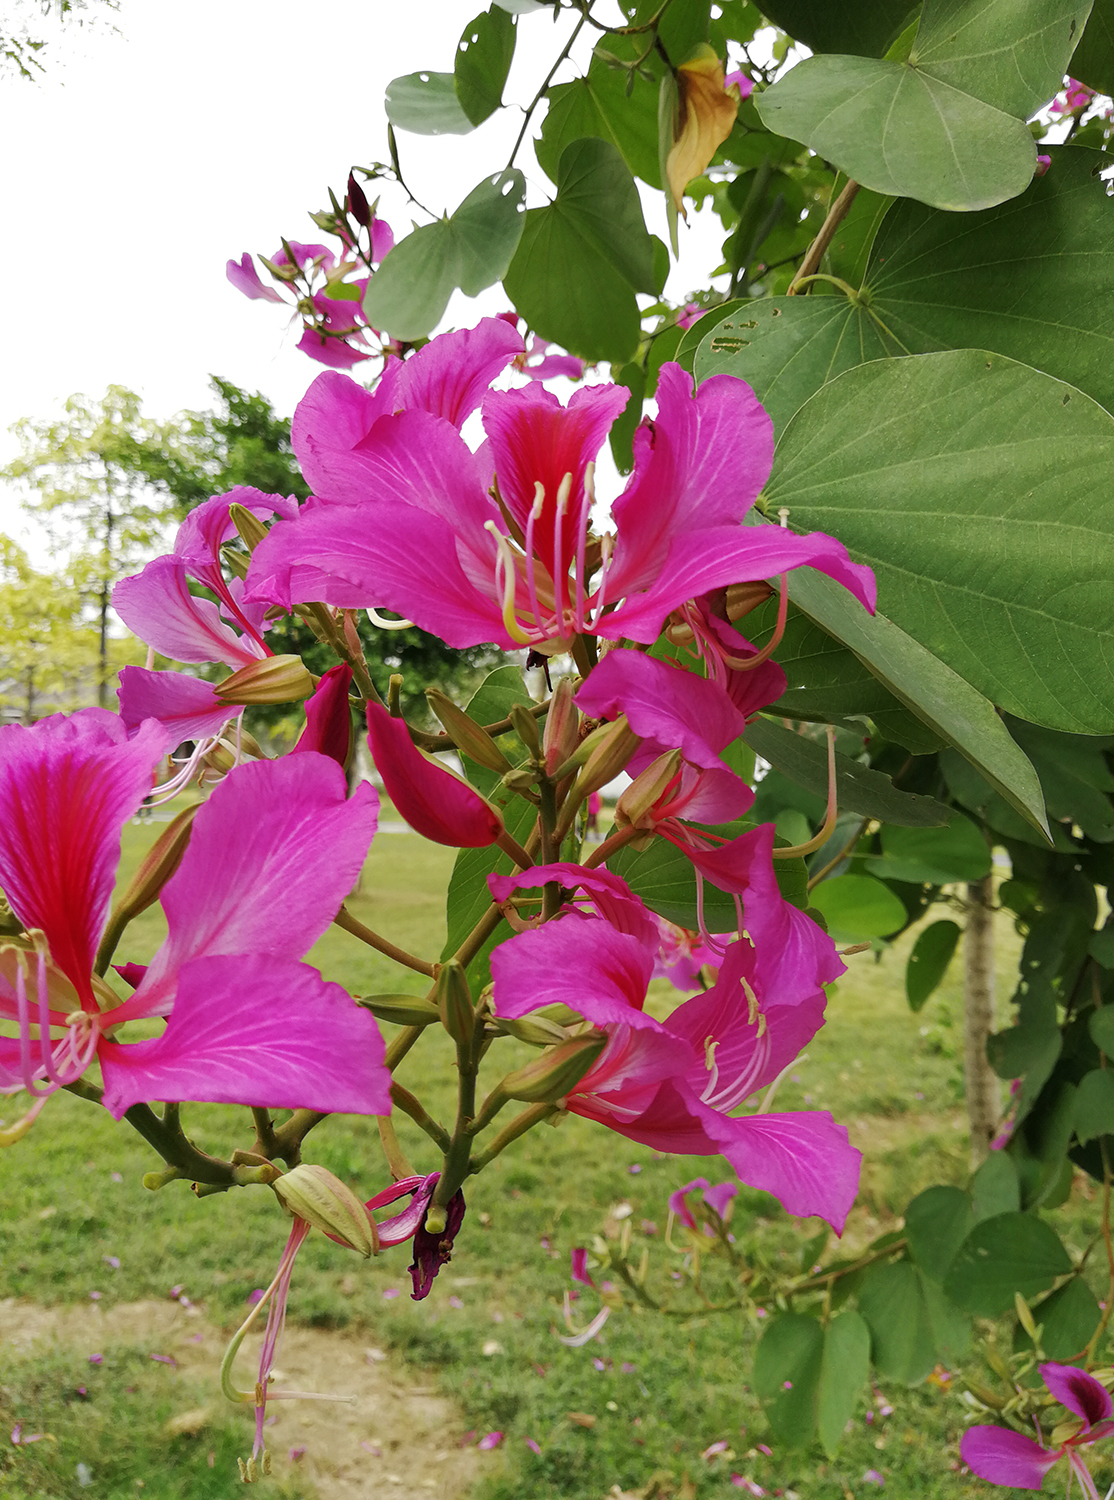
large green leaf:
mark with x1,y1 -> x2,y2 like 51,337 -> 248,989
784,566 -> 1050,836
868,148 -> 1114,416
905,920 -> 961,1010
766,350 -> 1114,737
1074,1068 -> 1114,1143
363,171 -> 526,339
756,0 -> 918,56
971,1150 -> 1021,1221
538,51 -> 662,188
455,7 -> 516,126
943,1212 -> 1072,1315
905,1186 -> 974,1282
867,813 -> 992,884
858,1261 -> 937,1384
1072,0 -> 1114,93
756,54 -> 1036,211
694,298 -> 902,440
1032,1277 -> 1102,1361
808,873 -> 907,941
817,1312 -> 871,1459
745,717 -> 950,826
754,1313 -> 823,1446
385,71 -> 474,135
503,139 -> 655,363
912,0 -> 1092,120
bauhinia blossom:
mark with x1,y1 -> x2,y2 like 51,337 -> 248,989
242,318 -> 875,654
961,1362 -> 1114,1498
0,709 -> 388,1127
489,863 -> 860,1231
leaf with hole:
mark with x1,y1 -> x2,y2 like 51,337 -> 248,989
386,71 -> 474,135
455,6 -> 516,126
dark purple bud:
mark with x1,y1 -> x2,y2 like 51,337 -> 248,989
347,173 -> 371,229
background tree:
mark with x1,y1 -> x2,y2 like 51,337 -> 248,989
1,0 -> 117,81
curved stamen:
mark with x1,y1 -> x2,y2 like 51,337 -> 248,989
735,573 -> 789,673
367,607 -> 416,631
484,521 -> 537,646
14,959 -> 53,1097
586,533 -> 617,630
551,471 -> 572,624
773,726 -> 838,859
573,463 -> 594,633
522,483 -> 547,636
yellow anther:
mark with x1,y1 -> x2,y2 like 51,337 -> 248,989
531,481 -> 546,519
555,471 -> 573,514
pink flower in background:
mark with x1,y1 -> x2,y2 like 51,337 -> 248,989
489,865 -> 860,1230
652,917 -> 718,992
244,319 -> 874,653
669,1177 -> 738,1229
962,1363 -> 1114,1496
1050,77 -> 1094,114
0,710 -> 388,1125
725,69 -> 754,100
677,302 -> 705,330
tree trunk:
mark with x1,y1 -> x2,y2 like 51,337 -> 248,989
23,667 -> 34,726
964,873 -> 1000,1168
98,502 -> 114,709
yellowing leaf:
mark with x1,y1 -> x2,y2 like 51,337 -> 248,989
666,46 -> 740,219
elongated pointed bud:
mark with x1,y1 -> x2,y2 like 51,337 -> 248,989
366,701 -> 503,848
427,689 -> 511,774
500,1035 -> 606,1104
509,703 -> 543,759
293,663 -> 354,768
1014,1291 -> 1039,1344
220,543 -> 250,581
116,803 -> 199,922
228,502 -> 269,553
436,960 -> 474,1044
492,1013 -> 570,1045
357,992 -> 441,1027
216,655 -> 314,706
543,677 -> 580,777
347,172 -> 371,227
200,728 -> 267,777
272,1165 -> 378,1257
564,716 -> 641,801
615,750 -> 682,827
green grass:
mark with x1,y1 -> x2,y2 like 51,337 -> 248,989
2,818 -> 1110,1498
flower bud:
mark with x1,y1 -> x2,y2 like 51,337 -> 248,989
110,803 -> 198,924
272,1165 -> 378,1257
615,750 -> 682,828
216,655 -> 314,706
426,689 -> 511,775
200,728 -> 267,777
228,503 -> 269,553
347,172 -> 371,228
293,663 -> 354,768
509,703 -> 543,759
501,767 -> 540,795
500,1035 -> 606,1104
220,543 -> 250,581
435,960 -> 474,1045
543,677 -> 580,777
565,716 -> 641,800
492,1013 -> 570,1046
357,992 -> 441,1027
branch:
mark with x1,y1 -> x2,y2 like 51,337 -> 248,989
334,903 -> 436,977
787,179 -> 860,295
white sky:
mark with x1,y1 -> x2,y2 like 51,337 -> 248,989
0,0 -> 733,563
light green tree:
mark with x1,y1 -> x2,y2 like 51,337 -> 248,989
4,387 -> 182,706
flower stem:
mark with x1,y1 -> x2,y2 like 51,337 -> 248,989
390,1080 -> 451,1153
787,179 -> 860,295
334,904 -> 435,977
468,1103 -> 559,1173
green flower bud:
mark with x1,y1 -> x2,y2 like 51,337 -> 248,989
426,689 -> 511,774
543,677 -> 580,777
228,503 -> 269,553
435,960 -> 474,1045
500,1035 -> 607,1104
271,1165 -> 378,1257
357,992 -> 441,1027
215,655 -> 314,707
509,703 -> 543,759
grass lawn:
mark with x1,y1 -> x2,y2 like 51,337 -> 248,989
2,812 -> 1110,1499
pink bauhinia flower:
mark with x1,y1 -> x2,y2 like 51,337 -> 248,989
115,487 -> 298,747
365,702 -> 502,848
242,318 -> 875,653
0,709 -> 388,1128
669,1176 -> 738,1229
962,1363 -> 1114,1497
488,864 -> 859,1230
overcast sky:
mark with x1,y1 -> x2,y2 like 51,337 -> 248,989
0,0 -> 735,563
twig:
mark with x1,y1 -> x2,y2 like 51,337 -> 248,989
808,815 -> 871,890
787,179 -> 860,295
334,904 -> 436,977
507,10 -> 589,171
390,1080 -> 451,1153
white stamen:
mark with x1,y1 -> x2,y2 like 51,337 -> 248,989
366,607 -> 416,631
531,480 -> 546,520
555,471 -> 573,515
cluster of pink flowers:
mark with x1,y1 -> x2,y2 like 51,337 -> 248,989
4,313 -> 882,1470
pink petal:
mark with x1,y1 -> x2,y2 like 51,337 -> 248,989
271,241 -> 335,271
491,914 -> 658,1030
97,952 -> 390,1119
174,489 -> 298,593
296,328 -> 372,368
575,1022 -> 697,1104
703,1181 -> 738,1219
664,939 -> 828,1109
366,702 -> 500,847
960,1426 -> 1060,1489
369,217 -> 394,263
488,862 -> 658,946
125,753 -> 378,1020
478,1431 -> 504,1450
398,317 -> 524,429
576,650 -> 748,770
113,555 -> 262,668
292,663 -> 353,766
118,667 -> 239,742
668,1178 -> 710,1229
571,1248 -> 594,1286
600,522 -> 877,646
290,366 -> 406,502
483,381 -> 628,584
725,69 -> 754,99
226,253 -> 286,303
0,712 -> 167,1001
608,364 -> 774,597
1040,1364 -> 1113,1428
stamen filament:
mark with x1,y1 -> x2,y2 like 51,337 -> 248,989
367,607 -> 416,631
772,727 -> 838,859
